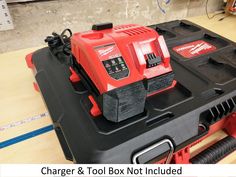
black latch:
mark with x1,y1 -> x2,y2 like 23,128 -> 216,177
92,23 -> 113,31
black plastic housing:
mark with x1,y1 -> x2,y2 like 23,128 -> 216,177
31,20 -> 236,163
99,81 -> 147,122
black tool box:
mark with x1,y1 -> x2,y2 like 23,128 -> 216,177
26,20 -> 236,164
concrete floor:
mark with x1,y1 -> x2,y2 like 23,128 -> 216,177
0,0 -> 223,53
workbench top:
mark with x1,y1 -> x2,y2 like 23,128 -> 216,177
0,15 -> 235,164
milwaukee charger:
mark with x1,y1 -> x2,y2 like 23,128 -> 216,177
70,23 -> 174,122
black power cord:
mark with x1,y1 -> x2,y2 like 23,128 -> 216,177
218,14 -> 231,21
45,29 -> 74,66
205,0 -> 225,19
45,28 -> 72,55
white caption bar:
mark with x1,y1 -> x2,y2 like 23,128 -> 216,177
0,164 -> 236,177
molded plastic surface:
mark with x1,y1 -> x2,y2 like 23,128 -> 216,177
30,20 -> 236,163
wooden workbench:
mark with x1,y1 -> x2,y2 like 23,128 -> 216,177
0,15 -> 235,164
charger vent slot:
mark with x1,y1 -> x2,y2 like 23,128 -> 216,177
200,96 -> 236,125
116,26 -> 152,36
113,24 -> 136,30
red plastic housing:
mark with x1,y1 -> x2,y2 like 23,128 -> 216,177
71,24 -> 173,94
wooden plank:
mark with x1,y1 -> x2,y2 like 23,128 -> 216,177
188,14 -> 236,42
0,131 -> 71,163
0,46 -> 52,142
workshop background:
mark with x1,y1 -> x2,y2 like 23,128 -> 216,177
1,0 -> 236,164
0,0 -> 223,53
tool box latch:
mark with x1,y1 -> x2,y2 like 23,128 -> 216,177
132,138 -> 174,164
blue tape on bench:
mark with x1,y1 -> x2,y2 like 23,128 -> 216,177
0,125 -> 54,149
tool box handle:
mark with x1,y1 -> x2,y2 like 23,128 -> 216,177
132,138 -> 174,164
190,136 -> 236,164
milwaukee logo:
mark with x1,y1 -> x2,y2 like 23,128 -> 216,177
97,46 -> 115,57
173,40 -> 217,59
175,45 -> 195,52
190,42 -> 212,54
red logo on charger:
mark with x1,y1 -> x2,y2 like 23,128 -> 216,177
95,44 -> 121,61
97,46 -> 115,57
173,40 -> 217,59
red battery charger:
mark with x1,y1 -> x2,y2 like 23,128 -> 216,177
70,23 -> 175,122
